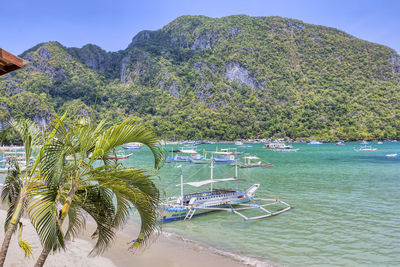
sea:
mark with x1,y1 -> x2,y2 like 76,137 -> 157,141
2,142 -> 399,266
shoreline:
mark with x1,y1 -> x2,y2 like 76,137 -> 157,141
0,208 -> 271,267
81,217 -> 273,267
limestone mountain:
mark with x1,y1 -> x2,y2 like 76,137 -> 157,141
1,15 -> 400,140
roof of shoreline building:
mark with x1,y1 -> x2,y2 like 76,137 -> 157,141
0,48 -> 27,76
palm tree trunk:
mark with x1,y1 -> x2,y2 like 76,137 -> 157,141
0,198 -> 24,267
0,223 -> 17,267
34,247 -> 50,267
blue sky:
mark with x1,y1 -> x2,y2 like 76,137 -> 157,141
2,0 -> 399,55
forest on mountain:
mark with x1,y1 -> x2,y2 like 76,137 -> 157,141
1,15 -> 400,141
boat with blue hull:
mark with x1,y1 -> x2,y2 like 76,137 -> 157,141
158,161 -> 292,222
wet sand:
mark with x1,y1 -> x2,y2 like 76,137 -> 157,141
0,209 -> 247,267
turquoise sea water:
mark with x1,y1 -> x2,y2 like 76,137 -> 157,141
1,142 -> 399,266
129,142 -> 400,266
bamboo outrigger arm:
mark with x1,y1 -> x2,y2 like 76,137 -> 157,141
188,198 -> 293,221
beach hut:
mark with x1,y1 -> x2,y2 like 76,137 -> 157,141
0,48 -> 27,76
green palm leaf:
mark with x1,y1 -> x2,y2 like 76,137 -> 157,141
1,160 -> 22,232
63,202 -> 86,241
27,185 -> 65,251
91,119 -> 166,170
78,186 -> 116,256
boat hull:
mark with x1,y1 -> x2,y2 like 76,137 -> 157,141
159,195 -> 253,222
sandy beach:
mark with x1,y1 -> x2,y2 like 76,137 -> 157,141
0,209 -> 250,267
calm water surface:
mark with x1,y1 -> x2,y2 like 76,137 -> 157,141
2,142 -> 399,266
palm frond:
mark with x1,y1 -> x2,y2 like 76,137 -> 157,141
8,118 -> 41,166
78,186 -> 116,256
39,140 -> 69,185
1,160 -> 22,232
90,119 -> 166,170
27,186 -> 65,251
125,188 -> 159,250
86,167 -> 160,202
29,113 -> 68,176
63,202 -> 86,241
84,166 -> 160,241
18,222 -> 37,258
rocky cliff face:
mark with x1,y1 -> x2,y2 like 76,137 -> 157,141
68,44 -> 123,79
392,52 -> 400,73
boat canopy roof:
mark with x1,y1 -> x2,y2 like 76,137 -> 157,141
212,151 -> 233,155
179,149 -> 198,154
177,177 -> 238,187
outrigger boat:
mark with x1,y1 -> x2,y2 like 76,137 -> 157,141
229,156 -> 274,168
210,148 -> 243,163
189,150 -> 211,164
167,148 -> 205,163
354,145 -> 378,152
158,161 -> 292,222
105,153 -> 132,159
265,143 -> 298,152
123,142 -> 143,150
90,153 -> 132,160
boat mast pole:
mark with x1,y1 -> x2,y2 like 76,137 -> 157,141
211,159 -> 214,191
180,170 -> 184,205
235,158 -> 238,190
235,158 -> 238,178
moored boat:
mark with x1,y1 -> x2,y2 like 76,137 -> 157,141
354,145 -> 378,152
229,156 -> 274,168
308,140 -> 323,145
158,161 -> 292,222
265,142 -> 292,150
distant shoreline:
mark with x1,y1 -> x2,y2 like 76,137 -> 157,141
1,139 -> 397,150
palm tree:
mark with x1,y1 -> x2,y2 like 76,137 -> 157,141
32,117 -> 165,267
0,119 -> 56,267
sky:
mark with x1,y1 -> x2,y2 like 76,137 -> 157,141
2,0 -> 400,55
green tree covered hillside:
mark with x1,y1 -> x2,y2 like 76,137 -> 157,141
1,15 -> 400,140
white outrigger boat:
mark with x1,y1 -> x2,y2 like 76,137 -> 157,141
354,145 -> 378,152
265,142 -> 298,152
158,161 -> 292,222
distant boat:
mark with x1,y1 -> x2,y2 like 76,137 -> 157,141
336,141 -> 345,145
0,160 -> 8,173
210,148 -> 243,162
354,145 -> 378,152
189,150 -> 211,164
238,144 -> 253,148
189,158 -> 211,164
377,141 -> 383,145
273,148 -> 298,152
229,156 -> 274,168
92,153 -> 133,160
106,153 -> 132,159
308,140 -> 323,145
361,140 -> 369,144
167,148 -> 204,163
234,141 -> 243,146
123,145 -> 141,150
123,142 -> 143,150
385,153 -> 397,157
265,142 -> 292,150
